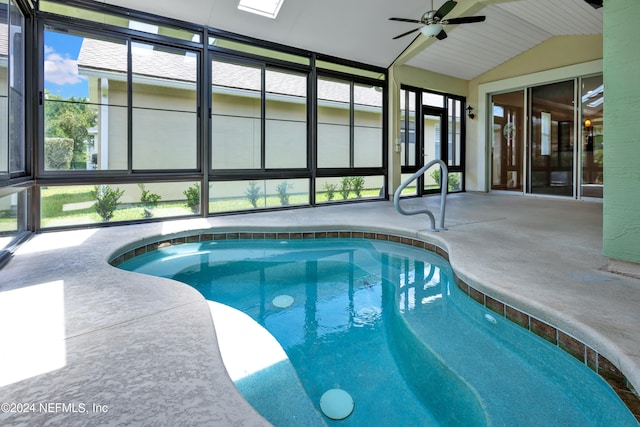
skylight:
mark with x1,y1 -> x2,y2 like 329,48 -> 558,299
237,0 -> 284,19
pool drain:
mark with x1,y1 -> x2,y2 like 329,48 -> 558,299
320,389 -> 354,420
272,294 -> 294,308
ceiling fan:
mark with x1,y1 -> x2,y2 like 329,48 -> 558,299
390,0 -> 486,41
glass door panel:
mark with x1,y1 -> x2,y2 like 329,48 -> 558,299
492,91 -> 524,191
423,113 -> 442,192
400,90 -> 417,168
530,81 -> 575,197
581,75 -> 603,198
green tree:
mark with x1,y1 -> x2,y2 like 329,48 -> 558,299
44,137 -> 74,170
93,185 -> 124,222
44,91 -> 98,169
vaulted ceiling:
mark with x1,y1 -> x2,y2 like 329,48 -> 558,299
94,0 -> 603,80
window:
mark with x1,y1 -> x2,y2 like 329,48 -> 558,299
530,80 -> 575,197
581,75 -> 603,198
209,178 -> 309,213
209,37 -> 309,66
44,28 -> 127,171
131,42 -> 198,170
317,77 -> 383,169
354,83 -> 383,168
0,1 -> 28,262
43,26 -> 200,172
1,0 -> 25,176
265,68 -> 307,168
211,59 -> 262,170
400,90 -> 417,168
0,186 -> 28,264
34,1 -> 387,230
447,98 -> 463,191
39,1 -> 201,43
211,58 -> 308,171
317,77 -> 350,168
40,181 -> 201,228
315,175 -> 384,203
399,87 -> 465,195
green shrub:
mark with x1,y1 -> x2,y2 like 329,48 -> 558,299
430,169 -> 461,192
44,137 -> 74,170
183,183 -> 201,214
245,181 -> 262,208
448,173 -> 461,191
276,181 -> 292,205
323,182 -> 337,201
430,169 -> 440,184
138,184 -> 162,218
339,177 -> 352,200
92,185 -> 124,222
351,176 -> 365,198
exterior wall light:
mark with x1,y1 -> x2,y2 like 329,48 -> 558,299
466,105 -> 475,119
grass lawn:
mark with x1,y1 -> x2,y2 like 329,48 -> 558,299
41,186 -> 194,228
40,185 -> 389,227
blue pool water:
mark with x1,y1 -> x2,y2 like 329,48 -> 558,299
119,238 -> 637,426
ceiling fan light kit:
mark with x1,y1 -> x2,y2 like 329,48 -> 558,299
390,0 -> 486,41
420,23 -> 443,38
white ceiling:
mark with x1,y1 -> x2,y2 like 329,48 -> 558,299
95,0 -> 603,80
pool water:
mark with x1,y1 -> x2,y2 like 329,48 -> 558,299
119,238 -> 637,427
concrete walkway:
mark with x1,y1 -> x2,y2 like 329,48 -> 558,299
0,193 -> 638,425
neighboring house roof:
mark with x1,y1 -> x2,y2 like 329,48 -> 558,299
77,37 -> 382,108
77,37 -> 196,83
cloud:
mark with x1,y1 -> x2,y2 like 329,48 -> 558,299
44,47 -> 86,86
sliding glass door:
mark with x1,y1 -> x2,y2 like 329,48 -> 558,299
529,81 -> 575,197
490,75 -> 603,200
491,91 -> 524,192
581,75 -> 604,198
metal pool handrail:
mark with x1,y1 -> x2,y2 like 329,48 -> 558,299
393,159 -> 448,232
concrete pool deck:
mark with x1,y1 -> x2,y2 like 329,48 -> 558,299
0,192 -> 639,425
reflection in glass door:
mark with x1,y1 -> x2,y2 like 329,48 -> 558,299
423,111 -> 443,193
491,91 -> 524,191
530,81 -> 575,197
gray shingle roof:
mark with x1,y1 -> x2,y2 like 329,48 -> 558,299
77,37 -> 382,107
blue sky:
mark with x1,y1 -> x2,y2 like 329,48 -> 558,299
44,31 -> 88,99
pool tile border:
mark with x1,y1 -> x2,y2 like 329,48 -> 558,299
110,229 -> 640,422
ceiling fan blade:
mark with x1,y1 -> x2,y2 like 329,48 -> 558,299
444,16 -> 486,25
393,27 -> 421,40
584,0 -> 602,9
389,17 -> 421,23
436,29 -> 448,40
434,0 -> 457,20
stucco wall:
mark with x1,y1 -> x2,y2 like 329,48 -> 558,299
394,65 -> 468,96
602,0 -> 640,264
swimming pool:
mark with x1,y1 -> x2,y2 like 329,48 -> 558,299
118,237 -> 637,426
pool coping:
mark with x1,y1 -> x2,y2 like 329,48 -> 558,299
110,228 -> 640,421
